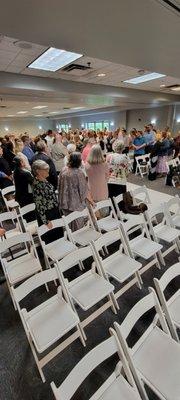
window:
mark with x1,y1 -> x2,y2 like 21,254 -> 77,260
103,121 -> 110,130
60,124 -> 69,132
95,122 -> 103,131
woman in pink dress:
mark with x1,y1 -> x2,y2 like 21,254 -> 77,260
85,144 -> 109,202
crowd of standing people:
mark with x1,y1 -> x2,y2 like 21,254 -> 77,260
0,125 -> 179,231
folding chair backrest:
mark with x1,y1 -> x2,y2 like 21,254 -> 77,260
1,185 -> 15,197
115,289 -> 169,348
145,203 -> 166,221
51,331 -> 127,400
174,157 -> 180,166
93,198 -> 115,214
131,185 -> 151,205
164,196 -> 180,216
57,246 -> 93,273
0,232 -> 32,255
63,208 -> 90,226
120,214 -> 145,235
91,229 -> 121,252
113,194 -> 123,219
38,218 -> 65,237
20,203 -> 36,217
0,210 -> 17,224
154,262 -> 180,294
12,267 -> 59,303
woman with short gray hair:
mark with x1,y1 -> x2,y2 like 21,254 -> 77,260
32,160 -> 60,229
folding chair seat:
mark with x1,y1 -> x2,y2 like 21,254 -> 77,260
51,328 -> 141,400
38,218 -> 77,268
56,246 -> 117,321
120,214 -> 163,265
1,185 -> 19,211
91,199 -> 120,233
91,229 -> 142,291
12,268 -> 85,382
145,204 -> 180,254
115,289 -> 180,400
113,193 -> 142,236
63,208 -> 101,247
154,262 -> 180,342
164,195 -> 180,229
0,233 -> 42,307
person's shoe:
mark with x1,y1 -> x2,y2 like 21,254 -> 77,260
0,276 -> 6,285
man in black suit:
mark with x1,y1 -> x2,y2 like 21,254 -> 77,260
31,140 -> 58,189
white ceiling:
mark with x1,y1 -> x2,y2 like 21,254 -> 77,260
0,35 -> 180,95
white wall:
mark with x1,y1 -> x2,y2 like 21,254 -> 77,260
0,118 -> 55,136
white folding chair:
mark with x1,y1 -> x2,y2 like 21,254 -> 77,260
19,203 -> 38,236
145,204 -> 180,255
154,262 -> 180,342
63,208 -> 101,247
173,157 -> 180,167
37,218 -> 77,269
0,232 -> 42,308
135,154 -> 150,178
56,246 -> 117,331
51,328 -> 142,400
120,214 -> 163,269
92,199 -> 120,232
130,185 -> 151,206
114,289 -> 180,400
1,185 -> 19,211
113,194 -> 142,235
0,210 -> 22,240
91,229 -> 142,295
164,195 -> 180,229
12,268 -> 85,382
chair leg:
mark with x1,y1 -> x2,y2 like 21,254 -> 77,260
109,293 -> 118,313
157,250 -> 165,266
135,271 -> 142,288
154,255 -> 161,269
28,337 -> 46,382
77,324 -> 87,346
78,260 -> 85,271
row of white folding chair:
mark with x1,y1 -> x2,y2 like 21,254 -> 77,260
0,210 -> 22,240
12,245 -> 116,382
91,198 -> 164,268
12,267 -> 85,382
113,286 -> 180,400
1,185 -> 19,211
51,264 -> 180,400
0,232 -> 42,309
51,328 -> 142,400
37,209 -> 101,269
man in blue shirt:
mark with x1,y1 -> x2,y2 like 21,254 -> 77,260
144,125 -> 156,153
21,135 -> 34,163
132,131 -> 146,173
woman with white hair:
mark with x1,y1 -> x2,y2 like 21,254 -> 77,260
32,160 -> 60,229
85,144 -> 109,202
106,140 -> 130,197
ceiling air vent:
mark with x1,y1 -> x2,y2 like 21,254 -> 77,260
62,62 -> 91,72
0,105 -> 7,108
13,40 -> 33,50
63,107 -> 70,110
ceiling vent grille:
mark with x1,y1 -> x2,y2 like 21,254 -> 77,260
62,63 -> 91,72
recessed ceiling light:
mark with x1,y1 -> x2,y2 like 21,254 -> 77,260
160,84 -> 166,87
171,86 -> 180,91
35,114 -> 43,117
28,47 -> 83,72
17,111 -> 28,114
97,73 -> 106,77
32,105 -> 48,109
123,72 -> 166,85
4,127 -> 9,131
49,111 -> 60,114
72,107 -> 85,110
7,114 -> 15,117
